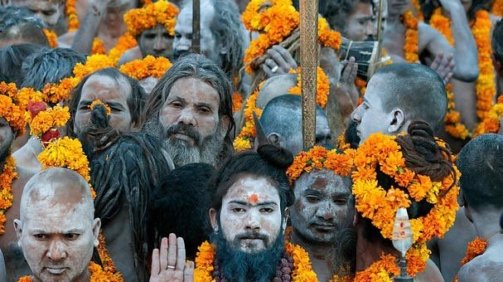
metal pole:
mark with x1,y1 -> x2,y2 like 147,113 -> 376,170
300,0 -> 318,150
192,0 -> 201,53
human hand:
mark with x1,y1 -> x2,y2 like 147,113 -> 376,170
149,234 -> 194,282
262,45 -> 298,77
430,53 -> 454,85
339,57 -> 359,105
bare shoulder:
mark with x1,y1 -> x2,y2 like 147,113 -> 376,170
458,254 -> 503,282
58,31 -> 76,47
418,22 -> 453,54
118,47 -> 142,65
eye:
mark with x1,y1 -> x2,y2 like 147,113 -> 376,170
43,10 -> 56,16
33,234 -> 48,240
197,106 -> 211,114
163,33 -> 171,39
174,32 -> 181,39
305,196 -> 320,204
144,33 -> 156,40
64,233 -> 80,240
232,207 -> 246,213
170,101 -> 183,108
260,207 -> 275,213
333,198 -> 348,205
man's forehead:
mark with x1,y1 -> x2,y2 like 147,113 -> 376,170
168,77 -> 220,103
81,75 -> 130,101
296,170 -> 349,193
223,175 -> 280,203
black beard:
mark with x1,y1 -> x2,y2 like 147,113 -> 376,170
211,229 -> 285,282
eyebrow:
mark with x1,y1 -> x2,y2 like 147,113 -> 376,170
304,188 -> 324,195
228,200 -> 278,207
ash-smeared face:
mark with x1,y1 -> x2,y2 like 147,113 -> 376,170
290,169 -> 354,243
218,174 -> 284,253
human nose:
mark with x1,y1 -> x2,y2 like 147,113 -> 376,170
177,108 -> 196,126
154,37 -> 165,51
351,106 -> 362,123
46,240 -> 67,261
315,201 -> 335,221
244,210 -> 261,232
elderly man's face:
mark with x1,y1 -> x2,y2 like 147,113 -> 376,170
216,175 -> 284,253
13,0 -> 64,28
74,74 -> 133,135
0,118 -> 14,162
173,1 -> 220,65
16,183 -> 99,282
138,24 -> 173,59
290,170 -> 353,243
159,77 -> 224,166
345,2 -> 375,41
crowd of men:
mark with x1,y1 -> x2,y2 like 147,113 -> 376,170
0,0 -> 502,281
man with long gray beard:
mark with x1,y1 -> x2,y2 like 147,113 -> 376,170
143,54 -> 235,168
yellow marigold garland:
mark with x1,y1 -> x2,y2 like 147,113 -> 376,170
66,0 -> 79,32
108,34 -> 138,64
0,93 -> 26,135
242,0 -> 341,73
42,29 -> 58,48
286,146 -> 354,184
233,89 -> 262,152
352,133 -> 460,278
194,241 -> 317,281
0,156 -> 17,235
232,92 -> 243,113
452,237 -> 488,282
27,105 -> 70,138
474,96 -> 503,135
91,38 -> 107,55
74,54 -> 116,80
18,261 -> 122,282
90,99 -> 111,116
288,67 -> 330,108
402,11 -> 420,63
493,0 -> 503,17
124,0 -> 179,38
119,55 -> 172,80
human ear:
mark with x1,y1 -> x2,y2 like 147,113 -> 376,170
282,208 -> 289,232
13,219 -> 22,241
92,219 -> 101,247
266,132 -> 282,147
209,208 -> 218,232
388,108 -> 405,134
220,115 -> 231,138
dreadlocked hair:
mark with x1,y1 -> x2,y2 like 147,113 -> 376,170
91,133 -> 171,280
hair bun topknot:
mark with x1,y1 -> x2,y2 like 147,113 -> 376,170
257,144 -> 293,169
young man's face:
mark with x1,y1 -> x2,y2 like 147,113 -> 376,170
14,0 -> 64,28
345,2 -> 375,41
74,74 -> 133,135
138,24 -> 173,59
214,174 -> 284,253
290,169 -> 353,243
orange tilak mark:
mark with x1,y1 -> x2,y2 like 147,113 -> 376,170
248,193 -> 259,205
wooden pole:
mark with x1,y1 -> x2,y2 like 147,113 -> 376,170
300,0 -> 318,150
376,0 -> 385,58
192,0 -> 201,53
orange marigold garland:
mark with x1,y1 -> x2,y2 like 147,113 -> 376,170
108,34 -> 138,64
18,261 -> 122,282
66,0 -> 79,31
0,93 -> 27,135
194,241 -> 317,281
119,55 -> 172,80
124,0 -> 179,38
452,237 -> 488,282
233,89 -> 262,152
27,105 -> 70,142
232,92 -> 243,113
352,133 -> 460,279
286,146 -> 354,184
0,156 -> 17,235
402,11 -> 420,63
43,29 -> 58,48
91,38 -> 107,55
73,54 -> 116,80
288,67 -> 330,108
90,99 -> 112,116
474,96 -> 503,135
493,0 -> 503,17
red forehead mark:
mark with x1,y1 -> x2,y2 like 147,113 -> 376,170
248,193 -> 259,205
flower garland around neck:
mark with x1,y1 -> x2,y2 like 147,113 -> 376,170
0,156 -> 17,235
124,0 -> 179,38
26,103 -> 70,144
42,29 -> 58,48
194,241 -> 317,282
452,237 -> 488,282
286,146 -> 354,184
0,85 -> 28,135
411,0 -> 424,20
92,34 -> 138,63
242,0 -> 341,74
232,87 -> 262,152
429,9 -> 496,139
18,261 -> 122,282
92,38 -> 107,55
232,92 -> 243,113
402,11 -> 419,63
119,55 -> 172,80
493,0 -> 503,17
66,0 -> 79,31
288,67 -> 330,108
474,96 -> 503,136
352,133 -> 460,279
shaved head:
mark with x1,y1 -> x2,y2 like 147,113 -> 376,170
256,74 -> 297,109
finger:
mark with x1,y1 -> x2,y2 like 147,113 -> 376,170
184,261 -> 195,282
167,233 -> 177,268
265,58 -> 276,69
160,237 -> 168,270
151,248 -> 160,275
272,45 -> 297,68
176,237 -> 186,271
267,48 -> 289,72
261,64 -> 274,77
350,62 -> 358,81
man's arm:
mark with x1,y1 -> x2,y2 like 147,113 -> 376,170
71,1 -> 110,54
423,0 -> 479,82
0,249 -> 6,282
